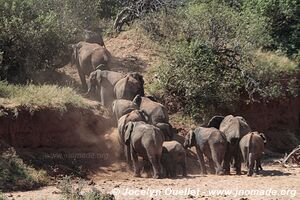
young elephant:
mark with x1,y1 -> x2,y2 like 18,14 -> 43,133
161,141 -> 187,178
183,127 -> 227,175
124,121 -> 164,178
239,131 -> 266,176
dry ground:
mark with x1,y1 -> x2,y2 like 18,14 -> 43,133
4,164 -> 300,200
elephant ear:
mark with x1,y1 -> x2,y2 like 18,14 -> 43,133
124,122 -> 134,145
139,109 -> 149,123
132,94 -> 142,107
87,71 -> 97,94
207,116 -> 224,129
189,130 -> 195,146
259,132 -> 267,144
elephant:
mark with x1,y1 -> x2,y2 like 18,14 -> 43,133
183,127 -> 227,175
87,70 -> 144,107
161,141 -> 187,178
124,121 -> 164,178
207,115 -> 251,175
133,94 -> 169,125
112,99 -> 139,120
114,72 -> 144,101
155,123 -> 175,141
87,70 -> 123,107
240,131 -> 266,176
70,42 -> 111,91
84,29 -> 105,46
117,109 -> 148,165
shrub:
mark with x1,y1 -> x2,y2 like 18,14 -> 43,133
141,0 -> 299,122
0,0 -> 120,83
0,146 -> 49,192
57,176 -> 115,200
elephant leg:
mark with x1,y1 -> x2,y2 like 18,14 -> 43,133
143,159 -> 152,178
181,161 -> 187,177
255,159 -> 261,174
125,145 -> 133,170
233,147 -> 242,175
131,147 -> 141,177
223,144 -> 232,175
247,153 -> 254,176
208,158 -> 216,174
78,70 -> 87,91
211,144 -> 224,175
171,165 -> 177,178
148,154 -> 161,179
196,147 -> 207,174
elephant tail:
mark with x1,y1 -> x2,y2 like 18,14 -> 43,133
247,132 -> 254,163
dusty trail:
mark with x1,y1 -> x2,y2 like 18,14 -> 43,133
4,165 -> 300,200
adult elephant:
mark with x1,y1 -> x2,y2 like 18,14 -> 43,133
112,99 -> 139,120
117,109 -> 148,166
208,115 -> 251,175
132,95 -> 169,125
70,42 -> 111,91
124,121 -> 164,178
183,127 -> 227,175
87,70 -> 144,107
84,29 -> 105,46
114,72 -> 144,101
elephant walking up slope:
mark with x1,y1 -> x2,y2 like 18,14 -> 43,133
124,121 -> 164,178
70,42 -> 111,91
87,70 -> 144,107
133,94 -> 169,125
240,131 -> 266,176
208,115 -> 251,175
183,127 -> 227,175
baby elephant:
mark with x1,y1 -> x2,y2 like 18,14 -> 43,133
183,127 -> 227,175
239,131 -> 266,176
161,141 -> 187,178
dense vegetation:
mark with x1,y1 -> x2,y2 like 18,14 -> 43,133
141,0 -> 299,121
0,0 -> 299,119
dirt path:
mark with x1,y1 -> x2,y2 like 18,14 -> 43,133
4,164 -> 299,200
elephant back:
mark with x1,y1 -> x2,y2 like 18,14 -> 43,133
140,97 -> 169,124
220,115 -> 251,143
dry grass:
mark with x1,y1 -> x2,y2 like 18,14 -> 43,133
0,82 -> 89,111
254,50 -> 298,72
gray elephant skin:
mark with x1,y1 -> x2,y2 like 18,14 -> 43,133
84,29 -> 105,46
133,95 -> 169,125
162,141 -> 187,178
87,70 -> 144,107
124,121 -> 164,178
70,42 -> 111,91
240,131 -> 266,176
183,127 -> 227,175
208,115 -> 251,175
112,99 -> 139,120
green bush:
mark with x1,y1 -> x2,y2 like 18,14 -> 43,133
0,147 -> 49,192
242,0 -> 300,56
0,0 -> 120,83
141,0 -> 299,122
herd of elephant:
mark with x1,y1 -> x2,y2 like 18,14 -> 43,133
70,31 -> 267,179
